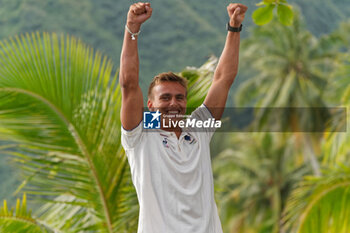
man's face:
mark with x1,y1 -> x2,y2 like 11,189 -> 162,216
147,81 -> 187,117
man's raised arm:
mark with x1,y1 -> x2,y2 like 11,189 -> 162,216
204,3 -> 247,120
120,2 -> 152,130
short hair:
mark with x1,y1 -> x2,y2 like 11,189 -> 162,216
148,72 -> 188,99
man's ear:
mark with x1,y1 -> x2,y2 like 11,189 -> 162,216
147,99 -> 153,111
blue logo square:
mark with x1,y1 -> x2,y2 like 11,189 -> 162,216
143,110 -> 161,129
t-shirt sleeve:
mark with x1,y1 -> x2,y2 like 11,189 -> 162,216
190,103 -> 217,141
121,121 -> 143,150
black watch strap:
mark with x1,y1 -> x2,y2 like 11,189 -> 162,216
226,22 -> 242,32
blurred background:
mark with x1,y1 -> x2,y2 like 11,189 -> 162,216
0,0 -> 349,232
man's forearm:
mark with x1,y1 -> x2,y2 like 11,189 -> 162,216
214,31 -> 240,86
120,23 -> 141,89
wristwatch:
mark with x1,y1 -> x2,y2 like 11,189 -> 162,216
226,22 -> 242,32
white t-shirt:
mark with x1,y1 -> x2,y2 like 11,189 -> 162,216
121,104 -> 223,233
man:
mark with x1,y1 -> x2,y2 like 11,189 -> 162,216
120,2 -> 247,233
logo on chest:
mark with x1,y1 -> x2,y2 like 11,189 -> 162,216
184,135 -> 197,144
162,138 -> 169,148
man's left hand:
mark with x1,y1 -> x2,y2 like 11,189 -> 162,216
227,3 -> 248,27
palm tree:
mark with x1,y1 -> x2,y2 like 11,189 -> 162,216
0,32 -> 137,232
282,50 -> 350,233
180,55 -> 217,110
213,133 -> 309,233
0,32 -> 215,232
282,166 -> 350,233
237,13 -> 338,109
213,13 -> 347,233
235,13 -> 341,176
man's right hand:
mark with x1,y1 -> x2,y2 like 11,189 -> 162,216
127,2 -> 152,32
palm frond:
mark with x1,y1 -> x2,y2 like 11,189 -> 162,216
238,12 -> 338,110
0,194 -> 54,233
180,55 -> 217,110
322,54 -> 350,166
0,32 -> 137,232
283,167 -> 350,233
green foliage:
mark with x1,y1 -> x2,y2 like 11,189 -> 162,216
322,51 -> 350,166
282,44 -> 350,233
253,1 -> 294,26
322,106 -> 350,169
224,10 -> 350,233
283,167 -> 350,233
277,4 -> 294,26
252,4 -> 275,25
0,32 -> 137,232
0,194 -> 53,233
180,55 -> 217,111
214,133 -> 309,233
237,13 -> 340,132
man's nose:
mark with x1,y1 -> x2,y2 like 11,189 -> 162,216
169,97 -> 178,106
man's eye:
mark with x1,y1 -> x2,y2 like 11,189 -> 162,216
161,96 -> 170,100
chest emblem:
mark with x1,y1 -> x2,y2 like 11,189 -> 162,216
184,135 -> 196,144
162,138 -> 169,148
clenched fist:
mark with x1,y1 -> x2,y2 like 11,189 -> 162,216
127,2 -> 153,32
227,3 -> 248,27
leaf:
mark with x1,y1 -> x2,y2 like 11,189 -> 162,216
252,4 -> 275,26
277,4 -> 294,26
263,0 -> 275,3
262,133 -> 272,152
283,167 -> 350,233
182,55 -> 217,111
0,194 -> 54,233
341,86 -> 350,105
